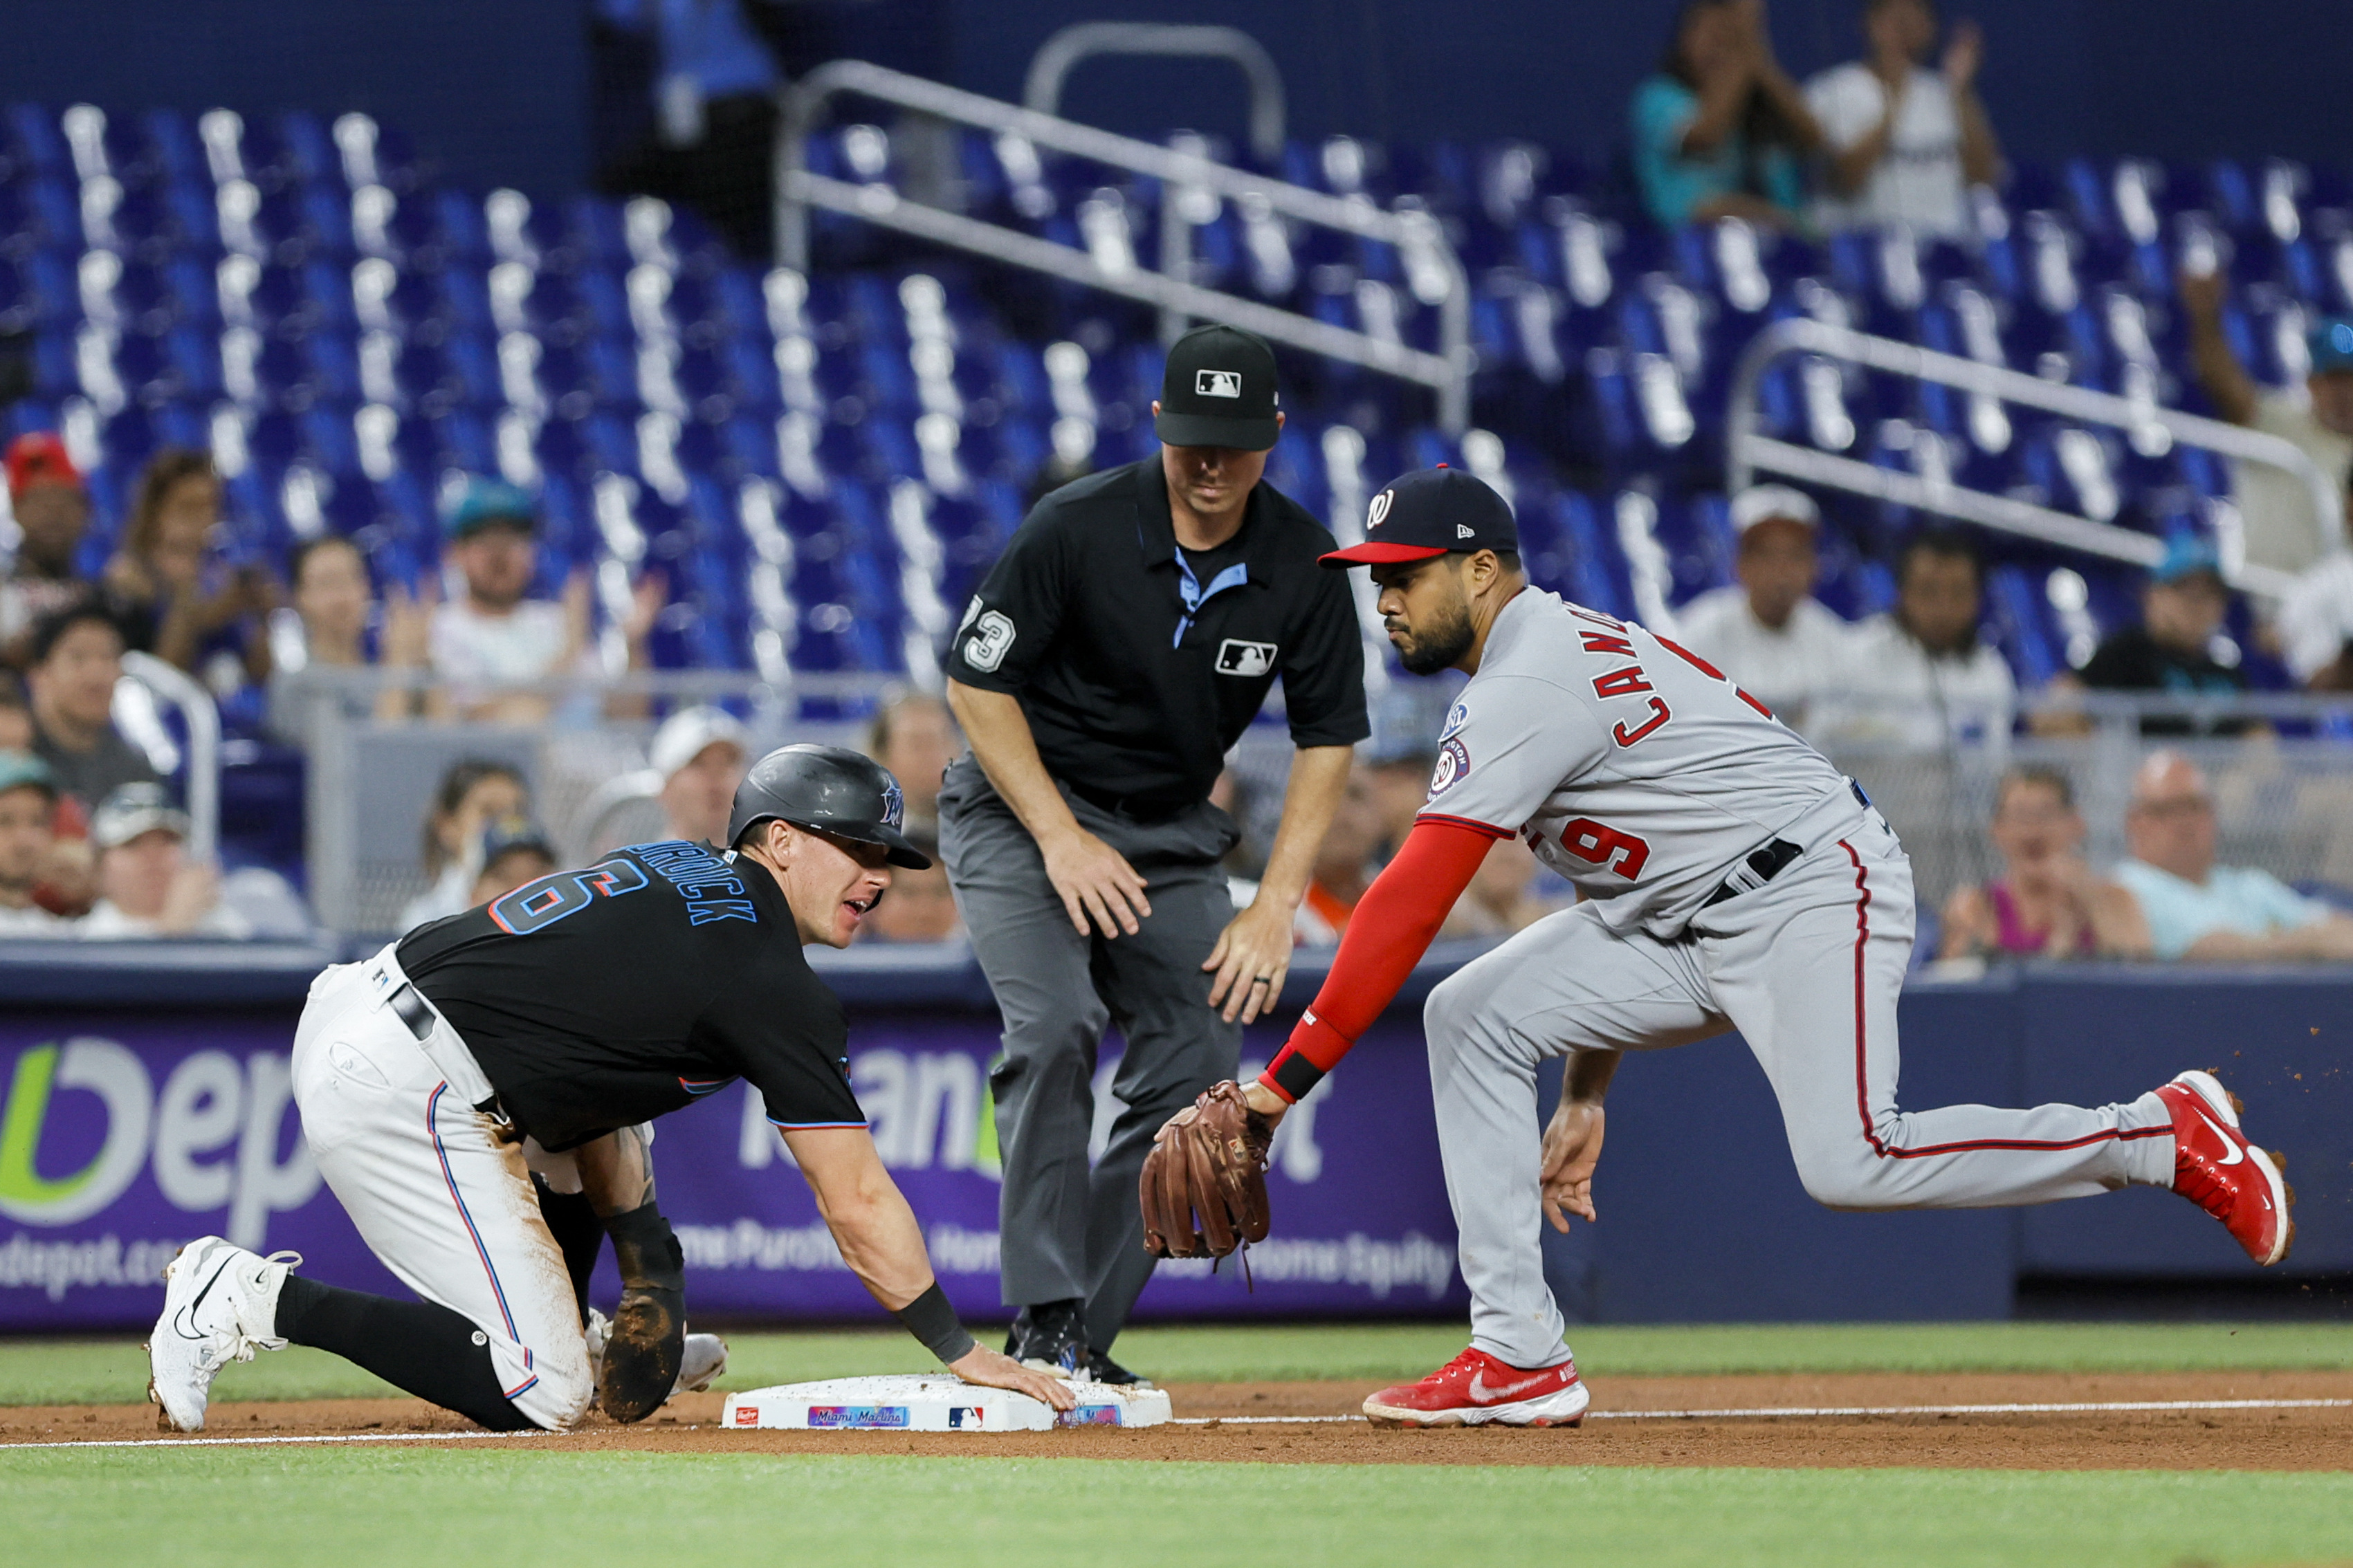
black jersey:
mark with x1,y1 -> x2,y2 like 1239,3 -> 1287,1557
395,840 -> 863,1152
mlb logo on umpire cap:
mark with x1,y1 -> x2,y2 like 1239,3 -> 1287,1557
1155,324 -> 1281,450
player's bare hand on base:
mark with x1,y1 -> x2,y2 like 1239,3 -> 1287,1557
949,1344 -> 1078,1410
1204,897 -> 1294,1023
1539,1099 -> 1605,1233
1039,825 -> 1151,937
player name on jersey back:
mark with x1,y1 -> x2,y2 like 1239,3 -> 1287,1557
1417,588 -> 1866,936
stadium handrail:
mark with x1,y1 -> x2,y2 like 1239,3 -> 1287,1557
1725,315 -> 2342,600
1023,23 -> 1288,164
120,652 -> 220,861
772,59 -> 1473,432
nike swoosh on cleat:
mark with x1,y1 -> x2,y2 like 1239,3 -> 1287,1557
1469,1369 -> 1560,1403
2196,1112 -> 2245,1166
173,1254 -> 237,1342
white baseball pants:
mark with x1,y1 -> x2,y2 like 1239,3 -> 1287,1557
1426,810 -> 2175,1370
289,946 -> 593,1430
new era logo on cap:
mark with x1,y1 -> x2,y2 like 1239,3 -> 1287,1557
1196,369 -> 1243,398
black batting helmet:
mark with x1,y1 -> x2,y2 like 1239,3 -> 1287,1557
726,744 -> 931,869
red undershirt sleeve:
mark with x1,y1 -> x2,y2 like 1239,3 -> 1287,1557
1259,818 -> 1505,1104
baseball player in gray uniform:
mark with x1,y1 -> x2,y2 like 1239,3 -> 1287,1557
1238,467 -> 2294,1428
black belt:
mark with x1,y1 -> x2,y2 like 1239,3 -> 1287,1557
1701,838 -> 1804,909
1064,777 -> 1191,822
388,981 -> 437,1042
1698,782 -> 1874,911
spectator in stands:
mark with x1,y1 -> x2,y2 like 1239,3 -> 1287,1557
2049,535 -> 2252,737
1364,743 -> 1439,863
1939,766 -> 2147,961
77,784 -> 246,939
1806,0 -> 1997,237
2114,750 -> 2353,963
2179,270 -> 2353,574
1295,765 -> 1386,945
859,831 -> 964,943
467,817 -> 560,907
2275,473 -> 2353,690
650,703 -> 747,844
1674,486 -> 1851,729
400,758 -> 531,930
103,448 -> 275,683
409,477 -> 662,724
865,686 -> 958,838
25,600 -> 160,811
1633,0 -> 1822,230
0,672 -> 32,753
1823,527 -> 2015,745
0,750 -> 68,935
1,433 -> 95,668
1443,835 -> 1566,940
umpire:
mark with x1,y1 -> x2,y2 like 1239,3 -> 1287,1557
942,324 -> 1367,1381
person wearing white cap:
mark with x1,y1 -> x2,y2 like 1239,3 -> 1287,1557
1674,486 -> 1853,732
650,705 -> 749,845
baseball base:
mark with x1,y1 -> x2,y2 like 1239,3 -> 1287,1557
718,1374 -> 1173,1432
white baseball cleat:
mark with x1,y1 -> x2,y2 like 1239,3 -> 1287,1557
145,1237 -> 301,1432
585,1309 -> 728,1402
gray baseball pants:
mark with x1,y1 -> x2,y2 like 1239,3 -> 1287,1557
1429,808 -> 2176,1371
936,757 -> 1242,1352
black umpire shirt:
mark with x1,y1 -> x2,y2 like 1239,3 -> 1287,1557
942,459 -> 1368,814
396,839 -> 864,1151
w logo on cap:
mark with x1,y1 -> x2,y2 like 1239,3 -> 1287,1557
1366,490 -> 1395,530
1195,369 -> 1243,398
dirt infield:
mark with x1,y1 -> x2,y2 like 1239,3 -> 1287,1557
7,1371 -> 2350,1469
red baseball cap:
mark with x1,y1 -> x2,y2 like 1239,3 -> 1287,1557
5,432 -> 82,500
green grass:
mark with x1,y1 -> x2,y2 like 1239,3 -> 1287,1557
4,1321 -> 2348,1407
4,1450 -> 2352,1568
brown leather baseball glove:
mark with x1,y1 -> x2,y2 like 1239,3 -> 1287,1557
1139,1080 -> 1274,1260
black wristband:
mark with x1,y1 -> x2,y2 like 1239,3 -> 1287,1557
1270,1049 -> 1326,1104
892,1281 -> 976,1365
603,1200 -> 686,1293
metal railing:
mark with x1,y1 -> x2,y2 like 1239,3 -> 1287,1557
1022,23 -> 1287,164
1725,316 -> 2343,600
773,60 -> 1472,432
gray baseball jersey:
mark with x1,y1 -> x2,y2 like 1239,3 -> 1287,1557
1418,587 -> 1860,936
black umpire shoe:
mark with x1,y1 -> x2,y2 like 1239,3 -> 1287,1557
1004,1298 -> 1086,1376
1083,1350 -> 1155,1390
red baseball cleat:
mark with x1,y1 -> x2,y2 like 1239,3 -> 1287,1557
1363,1347 -> 1589,1428
2157,1070 -> 2293,1266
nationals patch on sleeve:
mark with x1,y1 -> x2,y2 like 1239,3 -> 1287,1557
1427,737 -> 1472,800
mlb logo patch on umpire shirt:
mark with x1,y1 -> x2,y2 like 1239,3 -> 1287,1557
1215,638 -> 1276,676
1196,369 -> 1243,398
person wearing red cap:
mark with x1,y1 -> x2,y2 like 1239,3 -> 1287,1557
1,432 -> 95,669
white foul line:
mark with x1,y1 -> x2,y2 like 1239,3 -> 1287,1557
1173,1397 -> 2353,1426
1,1429 -> 549,1452
6,1397 -> 2345,1450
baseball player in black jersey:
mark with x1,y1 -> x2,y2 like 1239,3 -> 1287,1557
145,744 -> 1073,1432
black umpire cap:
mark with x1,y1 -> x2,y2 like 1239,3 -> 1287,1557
1154,324 -> 1282,451
1319,465 -> 1518,567
726,744 -> 932,869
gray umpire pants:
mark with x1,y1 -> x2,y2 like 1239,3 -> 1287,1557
937,756 -> 1242,1352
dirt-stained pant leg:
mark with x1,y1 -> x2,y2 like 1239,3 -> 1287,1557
1699,813 -> 2176,1208
939,760 -> 1110,1309
1423,903 -> 1726,1371
290,964 -> 592,1430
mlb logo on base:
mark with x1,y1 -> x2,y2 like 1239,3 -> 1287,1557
1196,368 -> 1243,398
